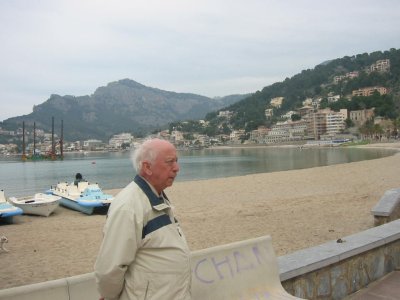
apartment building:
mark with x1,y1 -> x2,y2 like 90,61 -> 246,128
230,129 -> 246,143
333,71 -> 359,84
249,126 -> 270,143
369,59 -> 390,73
349,108 -> 375,127
326,109 -> 348,137
262,120 -> 307,144
352,86 -> 388,97
108,133 -> 134,148
306,111 -> 327,139
297,106 -> 314,117
83,139 -> 104,150
306,109 -> 347,139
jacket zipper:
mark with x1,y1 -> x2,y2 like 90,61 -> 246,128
144,281 -> 149,299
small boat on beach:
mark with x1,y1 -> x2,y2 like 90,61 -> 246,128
49,181 -> 114,215
8,193 -> 61,217
0,190 -> 23,223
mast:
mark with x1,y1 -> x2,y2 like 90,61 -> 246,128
60,119 -> 64,158
51,116 -> 55,159
22,121 -> 26,161
33,122 -> 36,156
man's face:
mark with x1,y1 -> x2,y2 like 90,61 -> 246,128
147,144 -> 180,194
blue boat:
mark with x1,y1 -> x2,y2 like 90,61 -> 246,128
49,181 -> 114,215
0,190 -> 23,223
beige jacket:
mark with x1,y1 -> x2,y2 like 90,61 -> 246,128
94,175 -> 192,300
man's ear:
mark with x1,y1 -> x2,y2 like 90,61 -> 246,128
142,161 -> 152,176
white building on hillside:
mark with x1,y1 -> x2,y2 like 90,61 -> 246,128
270,97 -> 284,108
326,109 -> 347,137
109,133 -> 134,149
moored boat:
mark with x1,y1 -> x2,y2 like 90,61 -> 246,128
49,181 -> 114,215
0,190 -> 23,223
8,193 -> 61,217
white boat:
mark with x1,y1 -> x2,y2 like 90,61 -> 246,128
49,181 -> 114,215
0,190 -> 23,222
8,193 -> 61,217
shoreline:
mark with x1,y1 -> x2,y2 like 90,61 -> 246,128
1,142 -> 400,289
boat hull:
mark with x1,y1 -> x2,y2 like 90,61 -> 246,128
8,194 -> 60,217
0,204 -> 23,223
59,197 -> 94,215
51,181 -> 113,215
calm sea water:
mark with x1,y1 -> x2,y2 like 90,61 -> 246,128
0,146 -> 396,197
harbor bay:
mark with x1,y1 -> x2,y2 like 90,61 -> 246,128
0,146 -> 396,198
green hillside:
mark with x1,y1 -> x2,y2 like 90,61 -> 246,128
205,48 -> 400,132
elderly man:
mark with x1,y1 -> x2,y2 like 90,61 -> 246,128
94,138 -> 191,300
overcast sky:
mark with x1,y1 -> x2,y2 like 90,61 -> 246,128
1,0 -> 400,122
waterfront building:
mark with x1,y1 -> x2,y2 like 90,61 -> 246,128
194,134 -> 210,147
261,121 -> 307,144
305,109 -> 347,140
108,133 -> 134,149
249,127 -> 267,143
229,129 -> 246,143
349,108 -> 375,127
326,109 -> 347,137
83,139 -> 104,151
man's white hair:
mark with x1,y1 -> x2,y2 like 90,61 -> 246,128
130,139 -> 160,173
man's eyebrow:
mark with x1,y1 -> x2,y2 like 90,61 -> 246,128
165,157 -> 178,161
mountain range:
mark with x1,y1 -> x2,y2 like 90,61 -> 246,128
2,48 -> 400,143
1,79 -> 249,141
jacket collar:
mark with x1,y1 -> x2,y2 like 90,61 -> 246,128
134,175 -> 169,211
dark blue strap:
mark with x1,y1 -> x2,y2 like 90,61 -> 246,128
134,175 -> 176,238
142,214 -> 172,238
134,175 -> 164,207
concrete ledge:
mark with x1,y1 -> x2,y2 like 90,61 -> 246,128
371,188 -> 400,225
279,219 -> 400,281
0,278 -> 69,300
279,219 -> 400,299
0,273 -> 99,300
66,273 -> 98,299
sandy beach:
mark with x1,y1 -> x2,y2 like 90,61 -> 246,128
1,142 -> 400,290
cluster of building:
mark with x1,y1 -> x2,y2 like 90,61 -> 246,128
333,59 -> 390,84
1,59 -> 396,154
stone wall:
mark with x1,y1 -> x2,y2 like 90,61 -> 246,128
279,220 -> 400,299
